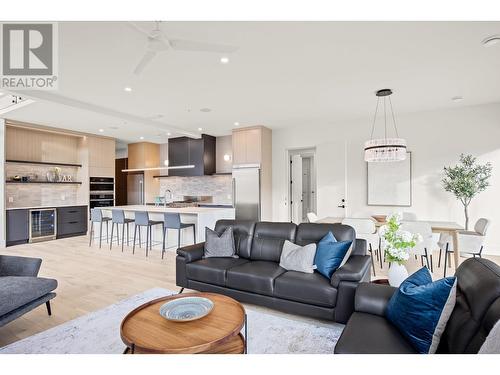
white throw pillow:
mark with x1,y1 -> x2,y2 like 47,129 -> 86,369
279,240 -> 317,273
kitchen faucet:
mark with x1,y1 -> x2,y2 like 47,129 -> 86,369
164,189 -> 173,207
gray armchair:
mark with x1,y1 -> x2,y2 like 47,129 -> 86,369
0,255 -> 57,327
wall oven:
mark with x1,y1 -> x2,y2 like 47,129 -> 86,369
90,177 -> 115,210
29,208 -> 57,242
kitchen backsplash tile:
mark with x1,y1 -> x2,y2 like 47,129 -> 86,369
5,163 -> 81,208
159,175 -> 232,204
5,184 -> 79,208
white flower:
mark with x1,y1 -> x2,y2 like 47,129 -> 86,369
387,212 -> 403,223
399,230 -> 413,242
379,225 -> 388,237
415,233 -> 423,243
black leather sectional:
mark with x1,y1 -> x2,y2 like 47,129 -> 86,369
335,258 -> 500,353
176,220 -> 371,323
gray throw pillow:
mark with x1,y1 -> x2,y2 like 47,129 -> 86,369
279,240 -> 317,273
204,227 -> 238,258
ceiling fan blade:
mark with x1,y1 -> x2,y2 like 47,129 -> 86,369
169,39 -> 238,53
133,50 -> 157,75
127,22 -> 152,37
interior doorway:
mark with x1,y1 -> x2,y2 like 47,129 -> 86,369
288,148 -> 317,224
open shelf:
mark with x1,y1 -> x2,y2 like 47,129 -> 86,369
6,159 -> 82,168
6,181 -> 82,185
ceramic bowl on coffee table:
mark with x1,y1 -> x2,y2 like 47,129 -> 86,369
159,296 -> 214,322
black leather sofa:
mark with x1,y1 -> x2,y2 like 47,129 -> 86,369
176,220 -> 371,323
335,258 -> 500,353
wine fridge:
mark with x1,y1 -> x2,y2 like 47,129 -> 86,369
29,208 -> 57,243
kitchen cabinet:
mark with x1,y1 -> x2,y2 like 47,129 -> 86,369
231,126 -> 273,221
232,127 -> 266,165
168,135 -> 215,176
88,136 -> 115,177
6,209 -> 29,246
57,205 -> 88,238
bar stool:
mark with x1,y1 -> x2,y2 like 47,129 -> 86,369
162,213 -> 196,259
132,211 -> 163,257
110,209 -> 135,252
89,208 -> 111,249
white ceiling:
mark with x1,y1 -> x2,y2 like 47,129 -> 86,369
3,21 -> 500,146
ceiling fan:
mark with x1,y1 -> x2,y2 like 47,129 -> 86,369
129,21 -> 238,75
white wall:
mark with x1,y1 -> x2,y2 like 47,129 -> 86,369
272,103 -> 500,254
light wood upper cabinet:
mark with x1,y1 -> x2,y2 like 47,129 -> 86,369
232,126 -> 266,165
88,136 -> 115,177
5,125 -> 79,163
244,128 -> 262,164
232,130 -> 247,165
231,125 -> 272,221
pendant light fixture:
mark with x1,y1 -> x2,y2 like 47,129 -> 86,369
364,89 -> 407,162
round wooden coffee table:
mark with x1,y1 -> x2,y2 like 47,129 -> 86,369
120,292 -> 247,354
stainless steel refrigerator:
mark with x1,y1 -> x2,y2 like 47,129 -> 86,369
232,166 -> 261,221
127,173 -> 145,205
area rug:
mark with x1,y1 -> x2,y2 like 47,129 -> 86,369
0,288 -> 343,354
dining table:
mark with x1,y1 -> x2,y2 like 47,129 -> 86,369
316,217 -> 464,270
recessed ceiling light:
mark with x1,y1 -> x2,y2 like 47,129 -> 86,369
220,56 -> 229,64
482,35 -> 500,47
451,96 -> 464,103
198,127 -> 203,131
139,136 -> 144,140
0,92 -> 4,96
98,128 -> 104,133
234,122 -> 239,126
167,132 -> 171,136
124,87 -> 132,92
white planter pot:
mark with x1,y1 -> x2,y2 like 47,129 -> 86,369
388,263 -> 408,287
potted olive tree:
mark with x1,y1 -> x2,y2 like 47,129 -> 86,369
442,154 -> 492,230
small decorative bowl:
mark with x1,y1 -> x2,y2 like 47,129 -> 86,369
159,296 -> 214,322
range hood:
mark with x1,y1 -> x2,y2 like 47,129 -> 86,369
121,142 -> 194,172
121,135 -> 216,176
167,134 -> 216,176
121,165 -> 195,172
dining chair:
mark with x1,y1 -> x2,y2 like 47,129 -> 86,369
132,211 -> 163,257
89,208 -> 111,249
402,212 -> 417,221
400,221 -> 435,272
307,212 -> 319,223
438,218 -> 490,277
342,218 -> 378,276
110,209 -> 135,252
162,213 -> 196,259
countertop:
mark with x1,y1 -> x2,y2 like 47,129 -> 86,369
6,204 -> 88,211
107,205 -> 235,215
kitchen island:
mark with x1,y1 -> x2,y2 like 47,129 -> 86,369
102,205 -> 235,247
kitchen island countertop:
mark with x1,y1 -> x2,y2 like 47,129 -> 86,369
101,205 -> 235,243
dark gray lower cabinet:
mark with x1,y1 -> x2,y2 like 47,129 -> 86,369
57,206 -> 88,238
6,209 -> 29,246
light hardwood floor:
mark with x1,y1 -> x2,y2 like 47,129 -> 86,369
1,235 -> 498,348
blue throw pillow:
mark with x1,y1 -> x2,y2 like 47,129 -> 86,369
386,267 -> 457,354
314,232 -> 352,279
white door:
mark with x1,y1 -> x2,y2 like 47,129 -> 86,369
315,141 -> 346,219
302,156 -> 313,222
290,154 -> 303,224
